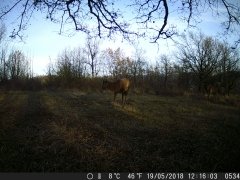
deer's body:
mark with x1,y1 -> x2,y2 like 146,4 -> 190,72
102,78 -> 130,105
206,84 -> 218,100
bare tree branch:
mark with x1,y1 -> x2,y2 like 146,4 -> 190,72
0,0 -> 23,19
221,0 -> 240,30
152,0 -> 169,42
0,0 -> 239,42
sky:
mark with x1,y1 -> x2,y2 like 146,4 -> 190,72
0,0 -> 238,76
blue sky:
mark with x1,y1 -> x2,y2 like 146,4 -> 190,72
1,0 -> 238,75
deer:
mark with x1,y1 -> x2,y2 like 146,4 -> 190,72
206,83 -> 224,100
206,84 -> 217,99
102,78 -> 130,106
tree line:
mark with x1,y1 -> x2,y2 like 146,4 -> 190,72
46,32 -> 240,95
0,23 -> 32,89
1,21 -> 240,94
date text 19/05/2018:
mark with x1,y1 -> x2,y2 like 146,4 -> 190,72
85,173 -> 240,180
146,173 -> 212,180
146,173 -> 240,180
131,173 -> 239,180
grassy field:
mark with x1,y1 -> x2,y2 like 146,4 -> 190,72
0,90 -> 239,172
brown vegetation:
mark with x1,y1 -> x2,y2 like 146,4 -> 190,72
0,90 -> 239,172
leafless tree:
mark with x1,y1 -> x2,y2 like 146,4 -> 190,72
0,22 -> 7,81
7,50 -> 31,79
103,47 -> 132,78
217,42 -> 240,95
55,47 -> 87,80
130,47 -> 147,90
84,36 -> 100,77
177,32 -> 222,92
0,48 -> 8,81
0,21 -> 6,43
73,47 -> 87,78
0,0 -> 239,43
158,54 -> 172,90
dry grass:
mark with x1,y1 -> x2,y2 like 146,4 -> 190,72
0,90 -> 239,172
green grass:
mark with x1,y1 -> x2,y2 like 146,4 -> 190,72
0,90 -> 239,172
